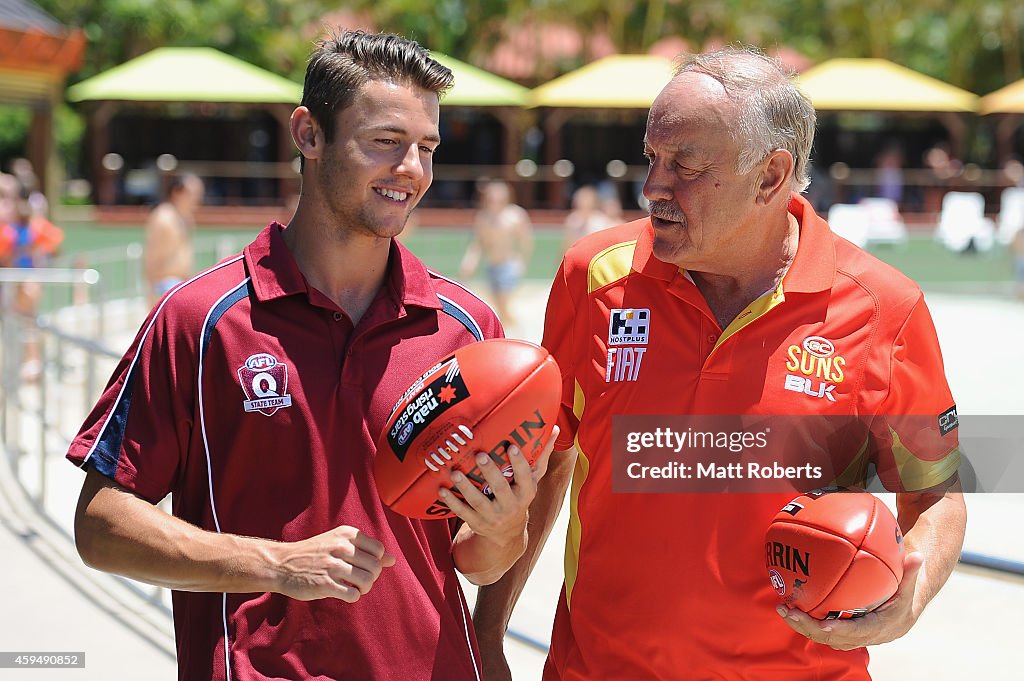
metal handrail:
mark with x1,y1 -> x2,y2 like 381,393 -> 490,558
960,551 -> 1024,578
0,269 -> 111,498
0,267 -> 101,284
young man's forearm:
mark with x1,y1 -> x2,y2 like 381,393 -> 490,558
472,448 -> 576,641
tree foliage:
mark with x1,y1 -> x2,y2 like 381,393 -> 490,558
34,0 -> 328,82
32,0 -> 1024,95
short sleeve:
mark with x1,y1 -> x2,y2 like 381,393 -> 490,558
541,260 -> 581,451
65,307 -> 197,503
481,310 -> 505,341
870,296 -> 960,492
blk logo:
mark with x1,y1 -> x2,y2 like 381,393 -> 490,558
783,374 -> 836,402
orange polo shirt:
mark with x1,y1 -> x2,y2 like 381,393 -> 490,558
540,194 -> 959,680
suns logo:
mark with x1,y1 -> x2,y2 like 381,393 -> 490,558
786,337 -> 846,383
782,336 -> 846,402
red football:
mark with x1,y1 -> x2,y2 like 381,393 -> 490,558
765,487 -> 905,619
374,339 -> 561,519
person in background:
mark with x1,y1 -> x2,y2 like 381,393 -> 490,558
459,180 -> 533,325
1012,227 -> 1024,301
0,173 -> 19,266
874,143 -> 905,207
562,185 -> 614,251
142,173 -> 204,304
600,191 -> 624,225
2,189 -> 55,379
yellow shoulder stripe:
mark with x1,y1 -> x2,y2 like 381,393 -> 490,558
587,241 -> 637,294
564,379 -> 587,608
565,439 -> 589,609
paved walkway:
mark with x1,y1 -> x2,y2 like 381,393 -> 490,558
0,287 -> 1021,679
0,450 -> 175,680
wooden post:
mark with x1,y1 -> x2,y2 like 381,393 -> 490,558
544,108 -> 574,208
491,107 -> 529,206
995,114 -> 1022,167
89,102 -> 117,205
270,103 -> 298,207
26,96 -> 54,201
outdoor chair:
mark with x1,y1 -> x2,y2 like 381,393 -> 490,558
997,186 -> 1024,245
934,191 -> 995,253
826,203 -> 870,248
859,197 -> 908,245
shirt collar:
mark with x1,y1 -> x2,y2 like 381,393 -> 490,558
782,193 -> 835,294
632,217 -> 678,282
244,223 -> 442,310
631,193 -> 835,293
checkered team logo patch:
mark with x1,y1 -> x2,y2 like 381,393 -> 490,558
608,308 -> 650,346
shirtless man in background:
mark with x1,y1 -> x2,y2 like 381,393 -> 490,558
562,185 -> 614,251
143,173 -> 204,304
459,180 -> 533,325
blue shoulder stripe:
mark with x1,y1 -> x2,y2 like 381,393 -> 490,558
81,255 -> 247,477
201,280 -> 251,356
437,294 -> 484,341
90,365 -> 139,479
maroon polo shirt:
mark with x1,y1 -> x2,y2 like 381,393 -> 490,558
67,223 -> 502,681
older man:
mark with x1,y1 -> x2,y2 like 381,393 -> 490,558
474,47 -> 965,680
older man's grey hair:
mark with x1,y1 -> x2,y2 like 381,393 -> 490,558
674,47 -> 816,193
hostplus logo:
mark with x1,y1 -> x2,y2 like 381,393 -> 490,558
606,308 -> 650,383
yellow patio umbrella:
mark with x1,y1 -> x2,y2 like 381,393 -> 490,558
979,79 -> 1024,114
796,58 -> 977,112
529,54 -> 674,108
66,47 -> 302,103
429,52 -> 528,107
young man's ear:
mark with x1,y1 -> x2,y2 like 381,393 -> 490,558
290,107 -> 322,162
756,149 -> 795,205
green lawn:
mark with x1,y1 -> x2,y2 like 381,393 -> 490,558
52,221 -> 1015,298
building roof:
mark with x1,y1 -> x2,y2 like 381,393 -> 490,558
481,20 -> 616,82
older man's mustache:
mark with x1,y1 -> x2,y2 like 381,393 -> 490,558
647,200 -> 686,223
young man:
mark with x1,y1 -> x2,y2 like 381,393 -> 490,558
69,31 -> 552,681
143,173 -> 204,304
474,48 -> 966,680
